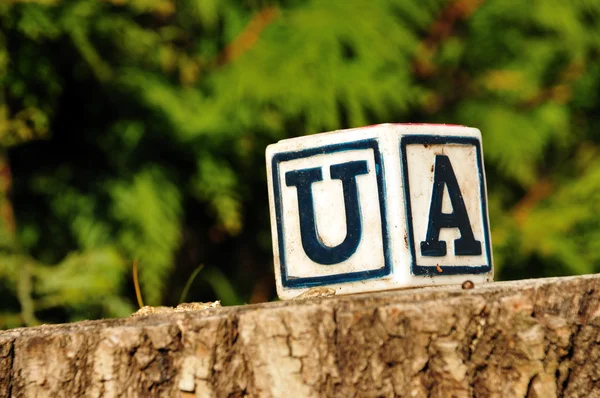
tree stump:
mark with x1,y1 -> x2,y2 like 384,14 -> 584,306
1,275 -> 600,397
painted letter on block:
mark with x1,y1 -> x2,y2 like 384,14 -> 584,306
401,135 -> 492,276
271,140 -> 391,289
267,124 -> 493,300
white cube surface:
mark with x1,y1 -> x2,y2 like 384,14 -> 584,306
266,124 -> 493,300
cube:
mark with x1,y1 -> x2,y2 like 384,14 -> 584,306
266,124 -> 493,300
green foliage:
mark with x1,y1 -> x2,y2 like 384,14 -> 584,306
0,0 -> 598,328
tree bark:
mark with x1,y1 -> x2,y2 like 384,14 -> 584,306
1,275 -> 600,397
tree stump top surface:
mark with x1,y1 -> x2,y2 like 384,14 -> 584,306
1,274 -> 599,397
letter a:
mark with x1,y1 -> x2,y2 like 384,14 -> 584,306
285,160 -> 368,265
420,155 -> 482,257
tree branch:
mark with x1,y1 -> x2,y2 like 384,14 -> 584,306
0,154 -> 15,237
512,179 -> 554,226
413,0 -> 484,78
521,60 -> 586,108
218,7 -> 279,66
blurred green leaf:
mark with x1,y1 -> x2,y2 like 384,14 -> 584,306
0,0 -> 598,328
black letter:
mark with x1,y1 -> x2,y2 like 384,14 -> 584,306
285,160 -> 368,265
420,155 -> 482,257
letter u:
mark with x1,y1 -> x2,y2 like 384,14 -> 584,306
285,160 -> 369,265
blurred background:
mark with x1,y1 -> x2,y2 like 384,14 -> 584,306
0,0 -> 598,329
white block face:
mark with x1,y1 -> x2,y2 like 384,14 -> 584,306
266,124 -> 493,300
271,140 -> 391,290
401,136 -> 492,275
